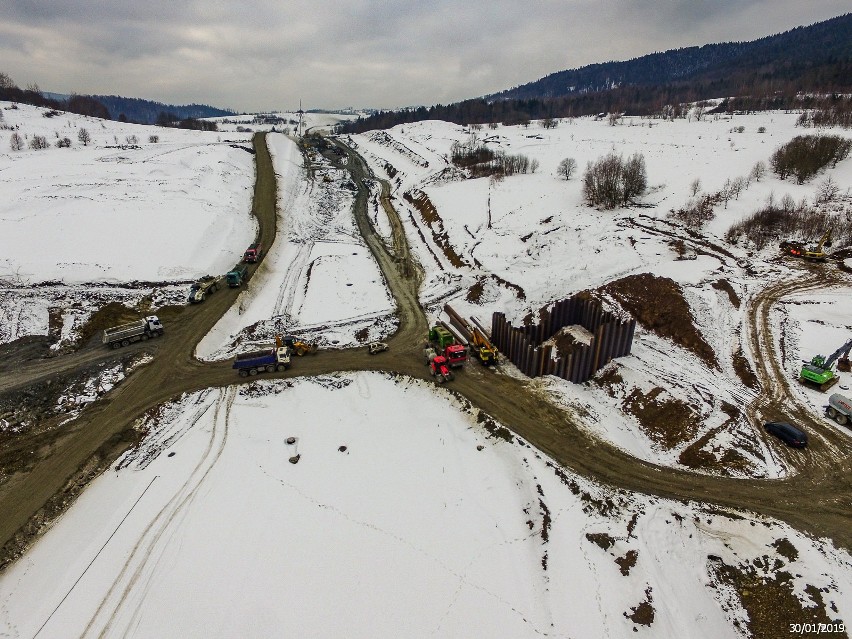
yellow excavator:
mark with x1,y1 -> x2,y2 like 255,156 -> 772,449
780,229 -> 832,262
275,334 -> 318,356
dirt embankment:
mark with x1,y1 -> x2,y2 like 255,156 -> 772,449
601,273 -> 718,368
403,189 -> 469,269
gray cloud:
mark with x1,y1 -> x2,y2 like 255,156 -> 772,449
0,0 -> 848,111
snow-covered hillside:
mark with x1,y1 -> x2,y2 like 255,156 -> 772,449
350,113 -> 852,478
1,373 -> 847,638
0,102 -> 257,345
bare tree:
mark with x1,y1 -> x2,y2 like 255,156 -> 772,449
487,122 -> 498,130
815,175 -> 840,205
77,128 -> 91,146
56,137 -> 72,148
148,134 -> 159,143
9,132 -> 24,151
730,176 -> 746,200
540,117 -> 558,129
583,152 -> 647,209
0,72 -> 15,89
689,178 -> 702,196
608,113 -> 620,126
557,157 -> 578,180
749,161 -> 767,183
28,135 -> 49,150
125,134 -> 138,145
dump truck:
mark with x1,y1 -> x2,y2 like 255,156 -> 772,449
243,242 -> 263,263
427,324 -> 468,368
227,265 -> 249,287
232,347 -> 291,377
188,275 -> 223,304
102,316 -> 164,349
826,393 -> 852,426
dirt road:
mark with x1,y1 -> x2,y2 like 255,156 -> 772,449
3,133 -> 852,570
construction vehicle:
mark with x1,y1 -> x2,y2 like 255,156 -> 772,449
276,334 -> 318,356
102,316 -> 164,349
427,324 -> 468,368
800,338 -> 852,391
232,347 -> 290,377
243,242 -> 263,263
826,393 -> 852,426
367,341 -> 389,355
780,230 -> 832,262
188,275 -> 223,304
227,264 -> 249,287
428,354 -> 454,383
443,305 -> 499,366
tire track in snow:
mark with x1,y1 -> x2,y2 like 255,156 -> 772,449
81,386 -> 236,638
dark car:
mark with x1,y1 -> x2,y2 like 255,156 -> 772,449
763,422 -> 808,448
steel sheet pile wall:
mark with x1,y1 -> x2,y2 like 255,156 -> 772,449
491,296 -> 635,383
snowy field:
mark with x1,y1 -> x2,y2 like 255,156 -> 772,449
1,373 -> 848,638
196,133 -> 395,360
350,112 -> 852,477
0,101 -> 258,344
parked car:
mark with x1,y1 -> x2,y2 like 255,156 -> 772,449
763,422 -> 808,448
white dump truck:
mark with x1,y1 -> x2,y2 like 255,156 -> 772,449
102,316 -> 164,349
188,275 -> 224,304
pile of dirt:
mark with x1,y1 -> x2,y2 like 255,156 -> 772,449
709,556 -> 839,639
711,279 -> 741,309
622,387 -> 701,450
600,273 -> 718,368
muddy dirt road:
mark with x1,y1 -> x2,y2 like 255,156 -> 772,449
3,132 -> 852,570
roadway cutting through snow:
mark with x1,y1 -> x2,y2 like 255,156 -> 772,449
2,132 -> 852,570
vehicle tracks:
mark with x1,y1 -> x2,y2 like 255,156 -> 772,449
3,132 -> 852,579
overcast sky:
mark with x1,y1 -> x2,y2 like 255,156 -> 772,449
0,1 -> 848,112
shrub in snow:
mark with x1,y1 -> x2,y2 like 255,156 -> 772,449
582,152 -> 647,209
770,134 -> 851,184
9,132 -> 24,151
28,135 -> 49,150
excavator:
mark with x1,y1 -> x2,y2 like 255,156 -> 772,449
275,334 -> 318,356
800,337 -> 852,391
780,229 -> 832,262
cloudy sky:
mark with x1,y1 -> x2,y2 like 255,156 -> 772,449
0,1 -> 848,112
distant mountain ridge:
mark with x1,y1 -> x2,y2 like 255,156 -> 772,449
88,95 -> 236,124
490,13 -> 852,101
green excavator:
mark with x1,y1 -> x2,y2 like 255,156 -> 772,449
800,338 -> 852,391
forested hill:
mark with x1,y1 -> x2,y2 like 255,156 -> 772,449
491,13 -> 852,101
89,95 -> 236,124
340,13 -> 852,134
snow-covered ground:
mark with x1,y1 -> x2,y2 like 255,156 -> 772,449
2,373 -> 848,638
0,102 -> 256,284
350,112 -> 852,477
196,133 -> 396,360
0,101 -> 259,345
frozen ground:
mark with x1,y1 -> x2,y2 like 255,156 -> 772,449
1,372 -> 848,638
196,133 -> 395,360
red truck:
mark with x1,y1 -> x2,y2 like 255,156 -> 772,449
243,242 -> 263,263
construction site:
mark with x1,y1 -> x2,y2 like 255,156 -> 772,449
1,103 -> 851,637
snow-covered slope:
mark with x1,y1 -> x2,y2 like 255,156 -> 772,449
0,102 -> 256,284
1,373 -> 847,638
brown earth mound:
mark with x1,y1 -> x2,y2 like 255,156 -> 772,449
601,273 -> 717,368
